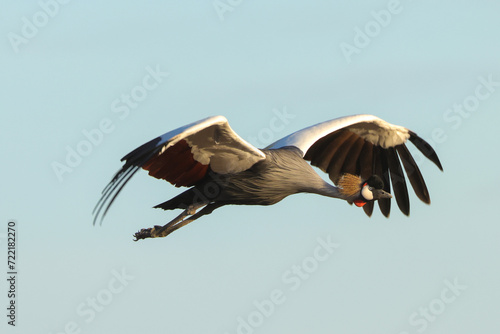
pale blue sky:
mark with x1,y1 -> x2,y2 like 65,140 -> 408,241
1,1 -> 500,333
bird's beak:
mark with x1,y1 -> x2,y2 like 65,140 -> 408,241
373,189 -> 393,200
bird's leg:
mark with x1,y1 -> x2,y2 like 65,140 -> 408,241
133,202 -> 205,241
157,203 -> 223,238
133,203 -> 222,241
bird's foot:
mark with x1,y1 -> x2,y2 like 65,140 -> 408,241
133,228 -> 152,241
133,225 -> 168,241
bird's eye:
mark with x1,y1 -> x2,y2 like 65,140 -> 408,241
368,186 -> 373,191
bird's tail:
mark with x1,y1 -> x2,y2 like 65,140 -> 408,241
153,187 -> 208,211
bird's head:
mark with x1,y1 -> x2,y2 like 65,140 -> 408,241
337,174 -> 392,207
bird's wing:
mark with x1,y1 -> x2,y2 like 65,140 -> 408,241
93,116 -> 265,224
266,114 -> 443,217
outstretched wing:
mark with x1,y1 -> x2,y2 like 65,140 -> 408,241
93,116 -> 265,224
266,114 -> 443,217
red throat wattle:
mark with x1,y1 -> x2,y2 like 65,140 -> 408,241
354,200 -> 366,207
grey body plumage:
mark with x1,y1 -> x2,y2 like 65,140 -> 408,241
217,147 -> 342,205
158,147 -> 341,210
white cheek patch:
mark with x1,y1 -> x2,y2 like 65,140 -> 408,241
361,185 -> 374,201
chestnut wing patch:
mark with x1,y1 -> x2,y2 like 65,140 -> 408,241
142,139 -> 209,187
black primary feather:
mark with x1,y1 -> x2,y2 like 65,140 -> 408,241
408,131 -> 443,171
93,136 -> 163,225
396,144 -> 431,204
386,147 -> 410,216
375,146 -> 391,217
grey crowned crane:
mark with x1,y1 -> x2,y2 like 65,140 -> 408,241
93,115 -> 443,241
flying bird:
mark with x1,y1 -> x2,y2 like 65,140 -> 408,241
93,115 -> 443,241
